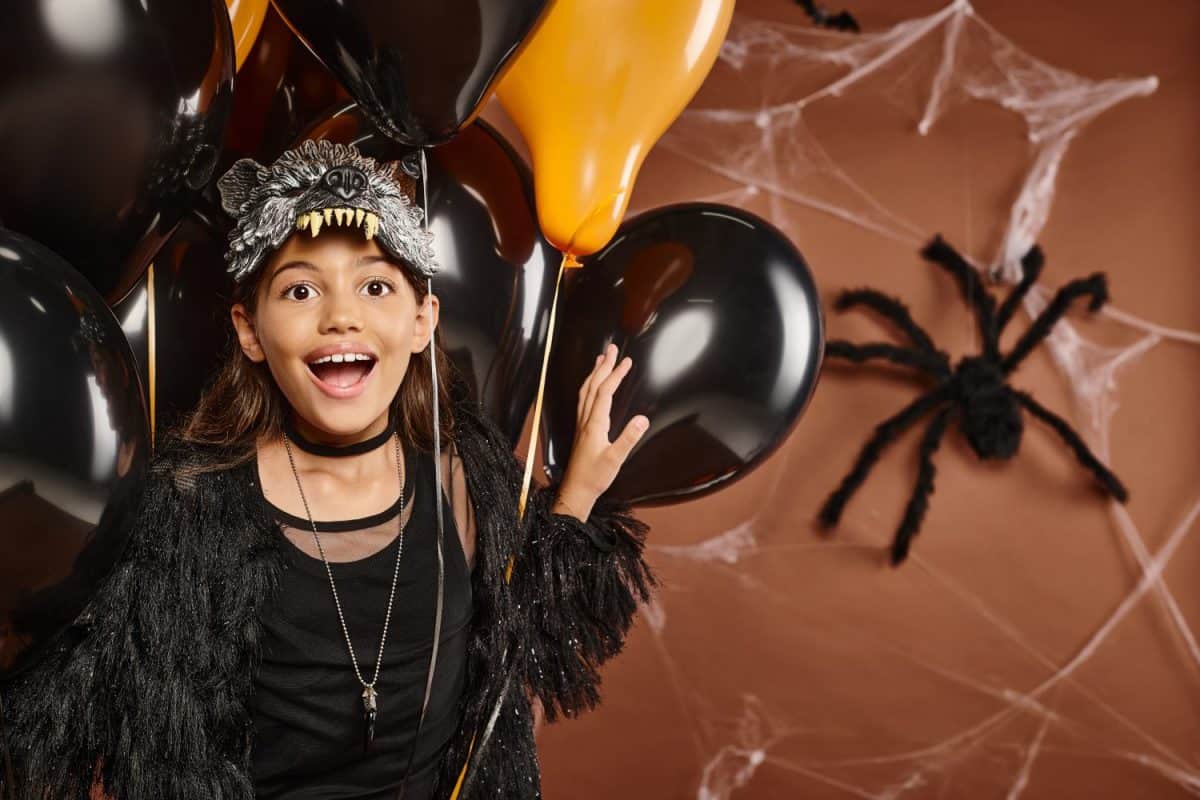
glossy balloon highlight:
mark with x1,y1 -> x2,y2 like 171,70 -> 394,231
542,204 -> 825,505
227,0 -> 270,71
0,229 -> 150,679
0,0 -> 235,304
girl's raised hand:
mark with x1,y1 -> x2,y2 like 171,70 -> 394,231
552,343 -> 649,522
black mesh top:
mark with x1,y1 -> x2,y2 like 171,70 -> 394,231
249,444 -> 472,800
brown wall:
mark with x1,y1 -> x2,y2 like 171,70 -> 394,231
493,1 -> 1200,797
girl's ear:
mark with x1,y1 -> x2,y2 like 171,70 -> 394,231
230,303 -> 267,363
412,292 -> 440,354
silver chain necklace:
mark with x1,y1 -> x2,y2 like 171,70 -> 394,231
282,432 -> 406,750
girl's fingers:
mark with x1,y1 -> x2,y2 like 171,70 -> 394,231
606,415 -> 649,466
577,353 -> 603,422
579,351 -> 604,423
588,356 -> 631,436
583,343 -> 618,423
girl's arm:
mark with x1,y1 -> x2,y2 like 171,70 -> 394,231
2,440 -> 241,799
522,346 -> 656,722
449,345 -> 656,725
515,484 -> 655,723
1,473 -> 150,799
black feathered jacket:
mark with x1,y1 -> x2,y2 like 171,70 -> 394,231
2,400 -> 655,799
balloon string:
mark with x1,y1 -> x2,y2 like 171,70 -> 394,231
458,253 -> 571,794
420,149 -> 449,752
419,149 -> 443,548
449,733 -> 475,800
508,251 -> 569,582
420,150 -> 449,606
147,262 -> 157,450
449,222 -> 578,795
432,141 -> 476,800
418,149 -> 443,538
413,146 -> 451,800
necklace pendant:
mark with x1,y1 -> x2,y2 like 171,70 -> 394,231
362,685 -> 378,750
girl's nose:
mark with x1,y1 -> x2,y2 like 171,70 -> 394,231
318,292 -> 363,333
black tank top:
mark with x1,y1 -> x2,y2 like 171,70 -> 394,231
249,446 -> 472,800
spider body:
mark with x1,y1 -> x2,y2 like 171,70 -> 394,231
951,355 -> 1022,460
818,235 -> 1128,565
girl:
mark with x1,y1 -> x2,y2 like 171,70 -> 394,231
3,140 -> 656,799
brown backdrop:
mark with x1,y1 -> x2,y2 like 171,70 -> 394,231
487,0 -> 1200,797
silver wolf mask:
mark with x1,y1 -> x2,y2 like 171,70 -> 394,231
216,139 -> 438,284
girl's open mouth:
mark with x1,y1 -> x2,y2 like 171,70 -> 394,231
306,353 -> 377,398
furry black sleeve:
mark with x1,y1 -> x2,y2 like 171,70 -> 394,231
516,488 -> 656,723
1,438 -> 258,800
449,399 -> 657,724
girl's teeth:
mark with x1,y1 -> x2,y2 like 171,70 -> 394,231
310,353 -> 373,364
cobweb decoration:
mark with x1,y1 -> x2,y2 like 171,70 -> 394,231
661,0 -> 1161,272
581,1 -> 1200,797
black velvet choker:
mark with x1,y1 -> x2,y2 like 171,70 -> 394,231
283,410 -> 397,457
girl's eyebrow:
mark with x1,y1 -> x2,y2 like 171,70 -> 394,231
269,260 -> 318,282
269,255 -> 399,285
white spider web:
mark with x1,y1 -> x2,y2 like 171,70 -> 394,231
558,1 -> 1200,797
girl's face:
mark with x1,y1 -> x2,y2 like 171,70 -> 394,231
230,228 -> 438,443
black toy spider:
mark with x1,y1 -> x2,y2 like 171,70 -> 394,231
818,235 -> 1129,565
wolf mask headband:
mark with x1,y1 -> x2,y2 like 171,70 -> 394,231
216,139 -> 438,284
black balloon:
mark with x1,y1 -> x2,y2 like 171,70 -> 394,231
304,105 -> 559,444
0,0 -> 235,304
543,204 -> 825,506
273,0 -> 550,146
0,229 -> 150,679
113,202 -> 236,435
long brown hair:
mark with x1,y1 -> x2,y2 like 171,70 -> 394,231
178,254 -> 455,473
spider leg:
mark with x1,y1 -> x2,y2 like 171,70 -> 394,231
826,340 -> 950,379
921,235 -> 1000,360
1001,273 -> 1109,374
1014,390 -> 1128,502
994,243 -> 1045,336
891,406 -> 954,565
834,288 -> 946,359
818,387 -> 952,530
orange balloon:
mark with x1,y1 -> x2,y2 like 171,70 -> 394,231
226,0 -> 269,71
496,0 -> 734,257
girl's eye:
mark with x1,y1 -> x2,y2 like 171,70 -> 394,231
362,279 -> 395,297
282,283 -> 317,301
